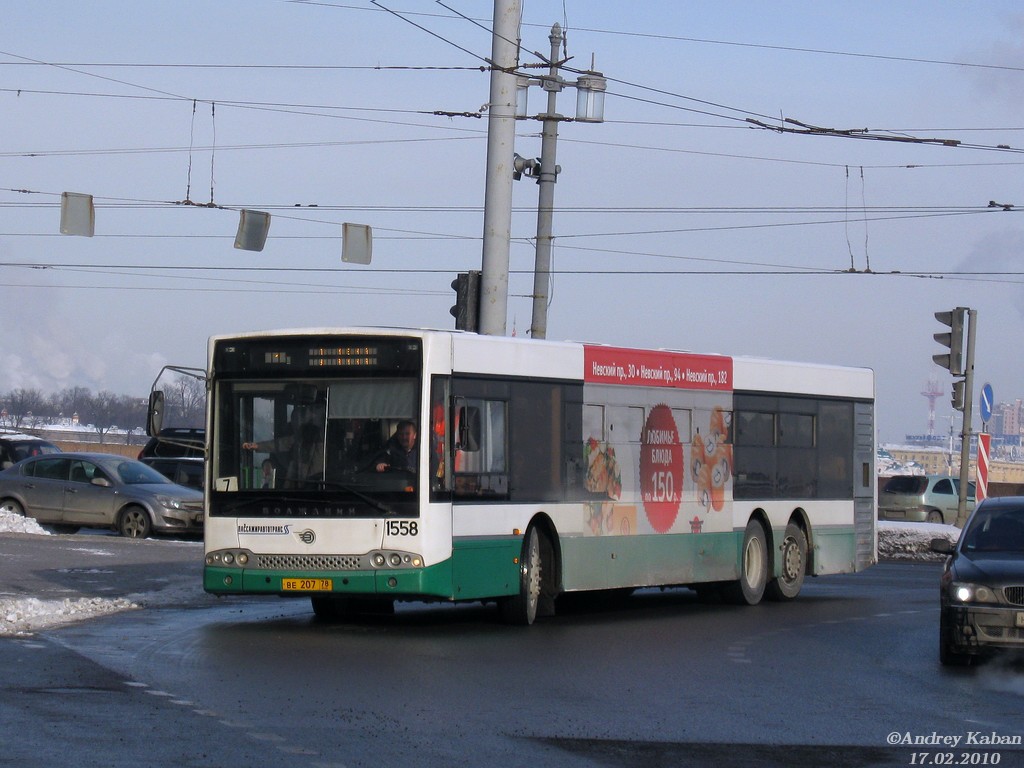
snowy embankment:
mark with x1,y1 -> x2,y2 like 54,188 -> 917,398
0,511 -> 959,636
877,519 -> 959,561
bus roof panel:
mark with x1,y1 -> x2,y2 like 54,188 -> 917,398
451,334 -> 582,380
732,356 -> 874,400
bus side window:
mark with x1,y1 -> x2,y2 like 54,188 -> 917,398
452,398 -> 508,497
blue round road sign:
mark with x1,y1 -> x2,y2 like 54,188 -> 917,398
980,382 -> 993,422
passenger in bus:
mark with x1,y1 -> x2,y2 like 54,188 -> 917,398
243,405 -> 326,487
372,421 -> 418,473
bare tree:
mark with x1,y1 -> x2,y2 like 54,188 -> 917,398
2,385 -> 148,439
49,386 -> 93,424
166,374 -> 206,427
90,390 -> 119,442
1,388 -> 46,430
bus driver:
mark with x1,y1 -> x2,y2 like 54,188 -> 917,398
373,421 -> 418,473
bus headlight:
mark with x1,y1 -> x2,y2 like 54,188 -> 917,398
205,549 -> 253,568
369,551 -> 423,570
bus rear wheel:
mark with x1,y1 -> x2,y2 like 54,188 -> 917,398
766,522 -> 807,601
724,519 -> 768,605
500,526 -> 544,625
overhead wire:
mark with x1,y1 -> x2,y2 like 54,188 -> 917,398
2,4 -> 1022,290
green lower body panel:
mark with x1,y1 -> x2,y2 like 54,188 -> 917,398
451,536 -> 523,600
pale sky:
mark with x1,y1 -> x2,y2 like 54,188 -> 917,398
2,1 -> 1024,444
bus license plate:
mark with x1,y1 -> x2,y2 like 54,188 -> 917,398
282,578 -> 333,592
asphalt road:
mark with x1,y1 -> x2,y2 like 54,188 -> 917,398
2,534 -> 1023,768
0,530 -> 204,606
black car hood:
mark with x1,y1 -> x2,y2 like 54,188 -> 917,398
952,552 -> 1024,582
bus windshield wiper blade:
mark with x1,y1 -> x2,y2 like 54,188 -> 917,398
311,481 -> 395,515
221,489 -> 393,516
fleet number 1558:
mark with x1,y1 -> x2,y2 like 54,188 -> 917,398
385,520 -> 418,536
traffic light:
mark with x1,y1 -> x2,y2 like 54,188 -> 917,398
933,308 -> 966,376
450,270 -> 480,332
951,379 -> 966,412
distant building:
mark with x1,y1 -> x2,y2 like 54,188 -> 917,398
882,443 -> 1024,483
905,399 -> 1024,461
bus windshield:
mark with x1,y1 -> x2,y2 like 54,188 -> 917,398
211,376 -> 421,516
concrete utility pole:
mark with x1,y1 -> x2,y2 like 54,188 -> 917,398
478,0 -> 522,337
516,27 -> 605,339
529,24 -> 564,340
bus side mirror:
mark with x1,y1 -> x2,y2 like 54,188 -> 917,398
147,390 -> 165,437
454,404 -> 481,452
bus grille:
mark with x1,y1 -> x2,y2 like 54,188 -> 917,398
254,554 -> 364,571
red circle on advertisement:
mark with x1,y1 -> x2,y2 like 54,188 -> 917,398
639,404 -> 683,533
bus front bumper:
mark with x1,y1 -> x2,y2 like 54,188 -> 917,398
204,560 -> 455,600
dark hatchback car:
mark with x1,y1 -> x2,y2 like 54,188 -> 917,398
931,497 -> 1024,665
138,427 -> 205,459
0,432 -> 61,469
140,456 -> 204,491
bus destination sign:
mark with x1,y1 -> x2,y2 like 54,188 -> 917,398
583,346 -> 733,391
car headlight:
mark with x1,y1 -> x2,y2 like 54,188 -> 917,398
154,495 -> 184,510
950,582 -> 998,604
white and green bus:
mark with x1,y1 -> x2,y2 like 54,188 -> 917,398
201,327 -> 876,624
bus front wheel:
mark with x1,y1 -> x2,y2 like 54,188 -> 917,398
724,519 -> 768,605
500,526 -> 544,625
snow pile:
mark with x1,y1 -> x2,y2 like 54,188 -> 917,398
1,510 -> 51,536
1,596 -> 138,637
877,520 -> 959,561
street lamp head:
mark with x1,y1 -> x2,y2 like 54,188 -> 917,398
574,72 -> 606,123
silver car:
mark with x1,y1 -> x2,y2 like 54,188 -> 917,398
878,474 -> 975,525
0,451 -> 203,537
